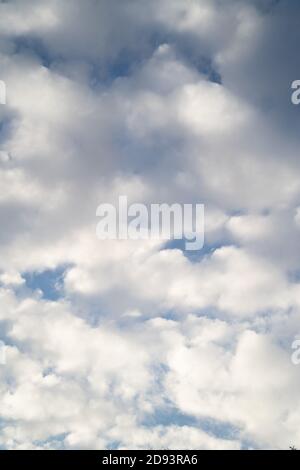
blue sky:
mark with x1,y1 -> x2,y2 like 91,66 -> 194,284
0,0 -> 300,450
23,266 -> 68,301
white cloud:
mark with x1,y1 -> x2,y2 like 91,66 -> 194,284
0,0 -> 299,450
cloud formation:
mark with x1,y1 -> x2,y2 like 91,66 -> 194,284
0,0 -> 300,450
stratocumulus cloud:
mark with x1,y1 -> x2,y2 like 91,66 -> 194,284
0,0 -> 300,450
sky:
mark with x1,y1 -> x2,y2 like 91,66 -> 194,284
0,0 -> 300,450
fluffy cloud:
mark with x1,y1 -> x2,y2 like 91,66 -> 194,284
0,0 -> 299,450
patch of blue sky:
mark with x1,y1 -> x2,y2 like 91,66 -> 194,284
13,32 -> 222,94
82,36 -> 220,92
162,239 -> 233,264
13,36 -> 54,68
23,265 -> 69,301
0,114 -> 15,150
32,433 -> 68,450
141,406 -> 244,446
142,407 -> 197,429
172,37 -> 222,84
88,55 -> 139,90
96,32 -> 169,87
192,56 -> 222,84
42,366 -> 57,378
106,441 -> 122,451
0,329 -> 16,350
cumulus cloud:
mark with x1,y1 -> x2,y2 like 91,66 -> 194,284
0,0 -> 299,450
